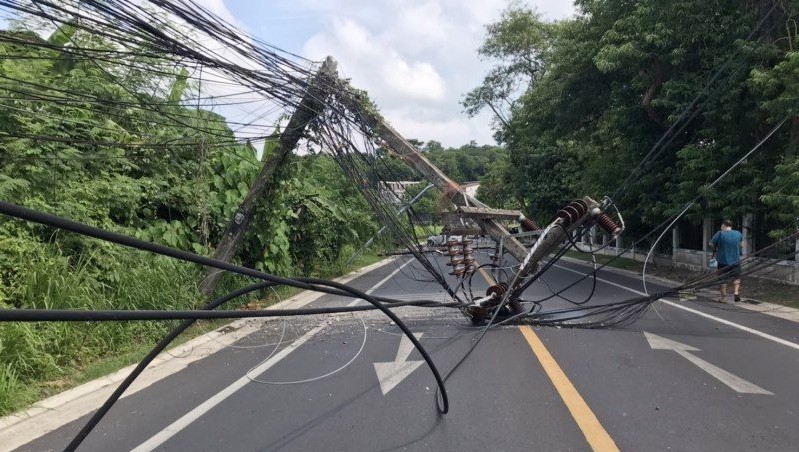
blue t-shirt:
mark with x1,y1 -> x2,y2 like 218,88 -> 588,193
710,230 -> 743,265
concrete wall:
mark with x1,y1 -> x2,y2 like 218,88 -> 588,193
587,244 -> 798,285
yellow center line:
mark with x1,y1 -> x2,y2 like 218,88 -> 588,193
518,325 -> 619,452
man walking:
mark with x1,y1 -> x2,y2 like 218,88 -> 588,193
709,219 -> 744,303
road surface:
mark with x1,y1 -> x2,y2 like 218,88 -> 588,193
12,251 -> 799,451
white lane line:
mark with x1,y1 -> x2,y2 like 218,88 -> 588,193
645,332 -> 772,394
131,324 -> 326,452
677,349 -> 772,394
133,258 -> 414,451
349,258 -> 414,306
553,264 -> 799,352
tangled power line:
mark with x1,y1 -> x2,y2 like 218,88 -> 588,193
0,0 -> 796,450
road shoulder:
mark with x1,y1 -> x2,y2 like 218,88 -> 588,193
558,256 -> 799,324
0,257 -> 397,452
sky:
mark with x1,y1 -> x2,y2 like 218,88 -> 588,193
0,0 -> 575,148
200,0 -> 576,148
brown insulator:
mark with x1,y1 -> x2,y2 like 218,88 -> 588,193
467,305 -> 488,325
564,205 -> 581,223
520,217 -> 540,232
571,199 -> 588,216
446,259 -> 464,266
449,266 -> 466,276
556,209 -> 573,227
557,200 -> 589,227
596,212 -> 622,236
486,282 -> 509,298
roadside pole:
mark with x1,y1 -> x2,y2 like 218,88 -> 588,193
339,90 -> 528,267
199,57 -> 338,296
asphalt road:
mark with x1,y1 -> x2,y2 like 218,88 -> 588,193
15,250 -> 799,451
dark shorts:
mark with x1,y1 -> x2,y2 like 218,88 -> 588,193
717,262 -> 741,278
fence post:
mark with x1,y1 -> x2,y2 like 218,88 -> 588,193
742,213 -> 753,257
795,235 -> 799,284
672,227 -> 679,265
702,217 -> 712,264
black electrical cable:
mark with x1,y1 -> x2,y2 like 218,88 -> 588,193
64,280 -> 276,452
518,232 -> 799,328
0,299 -> 465,322
0,201 -> 451,420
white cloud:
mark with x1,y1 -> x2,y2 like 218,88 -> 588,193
381,58 -> 445,101
195,0 -> 239,26
174,0 -> 573,148
331,18 -> 377,55
382,107 -> 496,147
303,17 -> 446,103
292,0 -> 574,147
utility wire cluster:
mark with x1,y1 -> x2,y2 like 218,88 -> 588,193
0,1 -> 795,450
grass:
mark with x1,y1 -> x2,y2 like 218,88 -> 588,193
0,246 -> 389,417
562,250 -> 799,309
563,250 -> 640,271
413,224 -> 441,242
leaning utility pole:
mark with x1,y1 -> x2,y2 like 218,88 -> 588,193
199,57 -> 338,296
338,90 -> 530,264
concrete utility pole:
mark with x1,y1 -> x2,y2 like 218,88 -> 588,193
339,92 -> 530,264
199,57 -> 338,296
514,197 -> 600,279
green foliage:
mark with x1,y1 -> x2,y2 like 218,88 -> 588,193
0,18 -> 383,415
462,1 -> 551,124
422,140 -> 507,183
476,150 -> 517,209
402,182 -> 441,217
471,0 -> 799,235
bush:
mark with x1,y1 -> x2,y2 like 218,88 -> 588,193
0,242 -> 205,414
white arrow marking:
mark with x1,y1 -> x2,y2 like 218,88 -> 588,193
644,332 -> 772,395
373,333 -> 424,395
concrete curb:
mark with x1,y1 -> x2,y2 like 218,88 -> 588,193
559,256 -> 799,324
0,256 -> 398,452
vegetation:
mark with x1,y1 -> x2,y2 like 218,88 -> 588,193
469,0 -> 799,245
384,140 -> 510,218
0,21 -> 379,414
377,139 -> 508,184
2,0 -> 797,417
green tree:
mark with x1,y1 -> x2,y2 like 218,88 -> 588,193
469,0 -> 797,236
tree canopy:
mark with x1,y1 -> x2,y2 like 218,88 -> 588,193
471,0 -> 798,242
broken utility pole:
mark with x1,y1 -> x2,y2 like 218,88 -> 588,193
338,90 -> 529,265
199,57 -> 338,296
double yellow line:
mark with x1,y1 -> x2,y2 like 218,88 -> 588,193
518,326 -> 620,452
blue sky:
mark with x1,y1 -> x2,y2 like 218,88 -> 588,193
0,1 -> 575,148
204,0 -> 575,147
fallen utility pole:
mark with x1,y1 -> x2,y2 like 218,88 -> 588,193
199,57 -> 338,296
339,91 -> 529,265
455,206 -> 523,220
